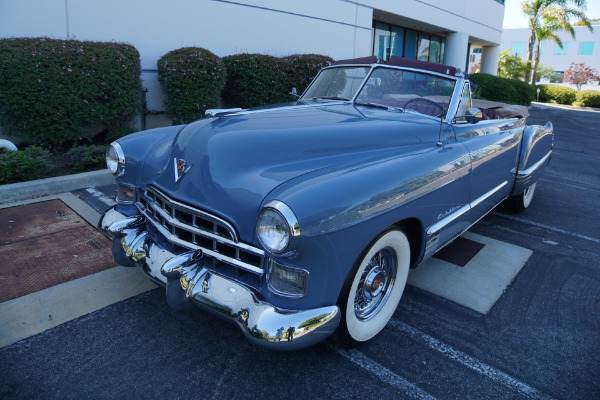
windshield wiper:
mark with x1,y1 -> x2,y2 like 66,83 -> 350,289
314,96 -> 350,101
354,101 -> 404,112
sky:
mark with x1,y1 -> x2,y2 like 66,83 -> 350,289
503,0 -> 600,29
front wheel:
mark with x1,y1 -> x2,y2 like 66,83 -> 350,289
506,182 -> 537,212
335,230 -> 411,346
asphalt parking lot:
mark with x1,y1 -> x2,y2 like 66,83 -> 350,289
1,104 -> 599,399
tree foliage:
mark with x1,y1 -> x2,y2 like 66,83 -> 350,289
563,62 -> 600,90
521,0 -> 593,84
497,50 -> 531,80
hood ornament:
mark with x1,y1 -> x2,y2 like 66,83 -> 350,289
174,158 -> 192,183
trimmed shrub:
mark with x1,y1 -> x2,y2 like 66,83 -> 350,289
281,54 -> 333,95
222,54 -> 288,108
64,144 -> 106,172
0,37 -> 142,148
0,146 -> 51,184
538,85 -> 577,105
157,47 -> 226,124
468,73 -> 536,105
575,90 -> 600,108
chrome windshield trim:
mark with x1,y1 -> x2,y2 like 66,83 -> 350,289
427,181 -> 508,235
517,150 -> 552,177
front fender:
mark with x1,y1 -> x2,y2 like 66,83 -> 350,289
115,125 -> 184,186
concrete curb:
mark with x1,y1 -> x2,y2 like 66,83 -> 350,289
0,169 -> 114,204
529,101 -> 600,112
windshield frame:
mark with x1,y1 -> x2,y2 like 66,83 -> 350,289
300,63 -> 464,123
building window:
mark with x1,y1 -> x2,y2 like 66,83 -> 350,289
418,33 -> 431,61
554,42 -> 569,55
510,42 -> 524,55
578,42 -> 594,55
372,22 -> 444,63
473,48 -> 482,54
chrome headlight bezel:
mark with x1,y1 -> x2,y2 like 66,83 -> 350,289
256,200 -> 300,254
106,142 -> 125,176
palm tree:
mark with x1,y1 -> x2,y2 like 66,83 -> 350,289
521,0 -> 591,83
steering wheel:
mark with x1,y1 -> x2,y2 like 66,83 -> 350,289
403,97 -> 444,118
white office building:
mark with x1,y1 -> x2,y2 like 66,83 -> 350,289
1,0 -> 506,111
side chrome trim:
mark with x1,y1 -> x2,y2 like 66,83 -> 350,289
517,150 -> 552,177
426,181 -> 508,235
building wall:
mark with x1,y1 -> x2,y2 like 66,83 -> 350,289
501,25 -> 600,72
0,0 -> 504,112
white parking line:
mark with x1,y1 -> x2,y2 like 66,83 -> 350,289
492,212 -> 600,244
327,344 -> 437,400
389,320 -> 554,400
85,187 -> 117,206
540,176 -> 600,193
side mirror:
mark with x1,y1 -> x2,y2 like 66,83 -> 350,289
455,107 -> 484,124
290,87 -> 300,99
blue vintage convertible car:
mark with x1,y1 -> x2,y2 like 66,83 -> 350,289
99,56 -> 553,350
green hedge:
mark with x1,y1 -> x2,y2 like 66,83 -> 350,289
0,146 -> 51,184
575,90 -> 600,108
157,47 -> 226,124
0,37 -> 142,148
221,53 -> 332,109
222,53 -> 289,108
468,73 -> 536,105
281,54 -> 333,95
538,85 -> 577,104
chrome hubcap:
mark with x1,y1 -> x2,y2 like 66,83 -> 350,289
354,247 -> 397,321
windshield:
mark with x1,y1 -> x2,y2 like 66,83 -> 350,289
301,67 -> 370,101
355,67 -> 456,118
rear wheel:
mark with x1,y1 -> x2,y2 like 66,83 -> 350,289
506,182 -> 537,212
335,229 -> 410,346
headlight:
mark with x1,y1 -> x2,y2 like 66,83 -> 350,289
256,200 -> 300,254
106,142 -> 125,176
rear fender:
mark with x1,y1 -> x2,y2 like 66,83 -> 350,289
512,121 -> 553,195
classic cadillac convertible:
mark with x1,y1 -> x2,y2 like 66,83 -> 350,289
99,56 -> 553,350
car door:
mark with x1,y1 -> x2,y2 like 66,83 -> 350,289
453,82 -> 522,226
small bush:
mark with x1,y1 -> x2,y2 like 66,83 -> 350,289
280,54 -> 333,95
538,85 -> 577,104
157,47 -> 226,124
0,146 -> 51,184
0,37 -> 141,148
64,144 -> 106,171
575,90 -> 600,108
468,73 -> 536,105
222,54 -> 289,108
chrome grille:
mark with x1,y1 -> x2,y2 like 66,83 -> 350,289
137,186 -> 265,275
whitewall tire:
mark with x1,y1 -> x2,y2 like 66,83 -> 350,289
336,229 -> 411,345
507,182 -> 537,212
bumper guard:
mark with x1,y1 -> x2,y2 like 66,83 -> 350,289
99,206 -> 340,350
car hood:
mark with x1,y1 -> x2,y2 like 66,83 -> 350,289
148,103 -> 437,240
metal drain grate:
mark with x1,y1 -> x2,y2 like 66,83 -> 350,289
433,236 -> 485,267
0,199 -> 114,303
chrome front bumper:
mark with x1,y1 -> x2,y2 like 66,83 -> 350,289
100,206 -> 340,350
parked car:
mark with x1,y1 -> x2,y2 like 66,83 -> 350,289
99,56 -> 553,350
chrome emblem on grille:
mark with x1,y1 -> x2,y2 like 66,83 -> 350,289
174,158 -> 192,183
